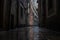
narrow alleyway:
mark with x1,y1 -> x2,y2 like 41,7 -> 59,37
0,0 -> 60,40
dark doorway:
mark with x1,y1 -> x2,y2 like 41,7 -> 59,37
20,7 -> 23,18
48,0 -> 53,10
10,15 -> 14,29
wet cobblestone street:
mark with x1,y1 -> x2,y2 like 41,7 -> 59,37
0,27 -> 60,40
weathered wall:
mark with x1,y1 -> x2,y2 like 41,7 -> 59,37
0,0 -> 4,27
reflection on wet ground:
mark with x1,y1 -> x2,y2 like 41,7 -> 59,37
0,26 -> 60,40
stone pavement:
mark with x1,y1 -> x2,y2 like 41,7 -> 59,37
0,27 -> 60,40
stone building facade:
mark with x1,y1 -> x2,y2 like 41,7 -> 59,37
38,0 -> 60,31
0,0 -> 28,30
